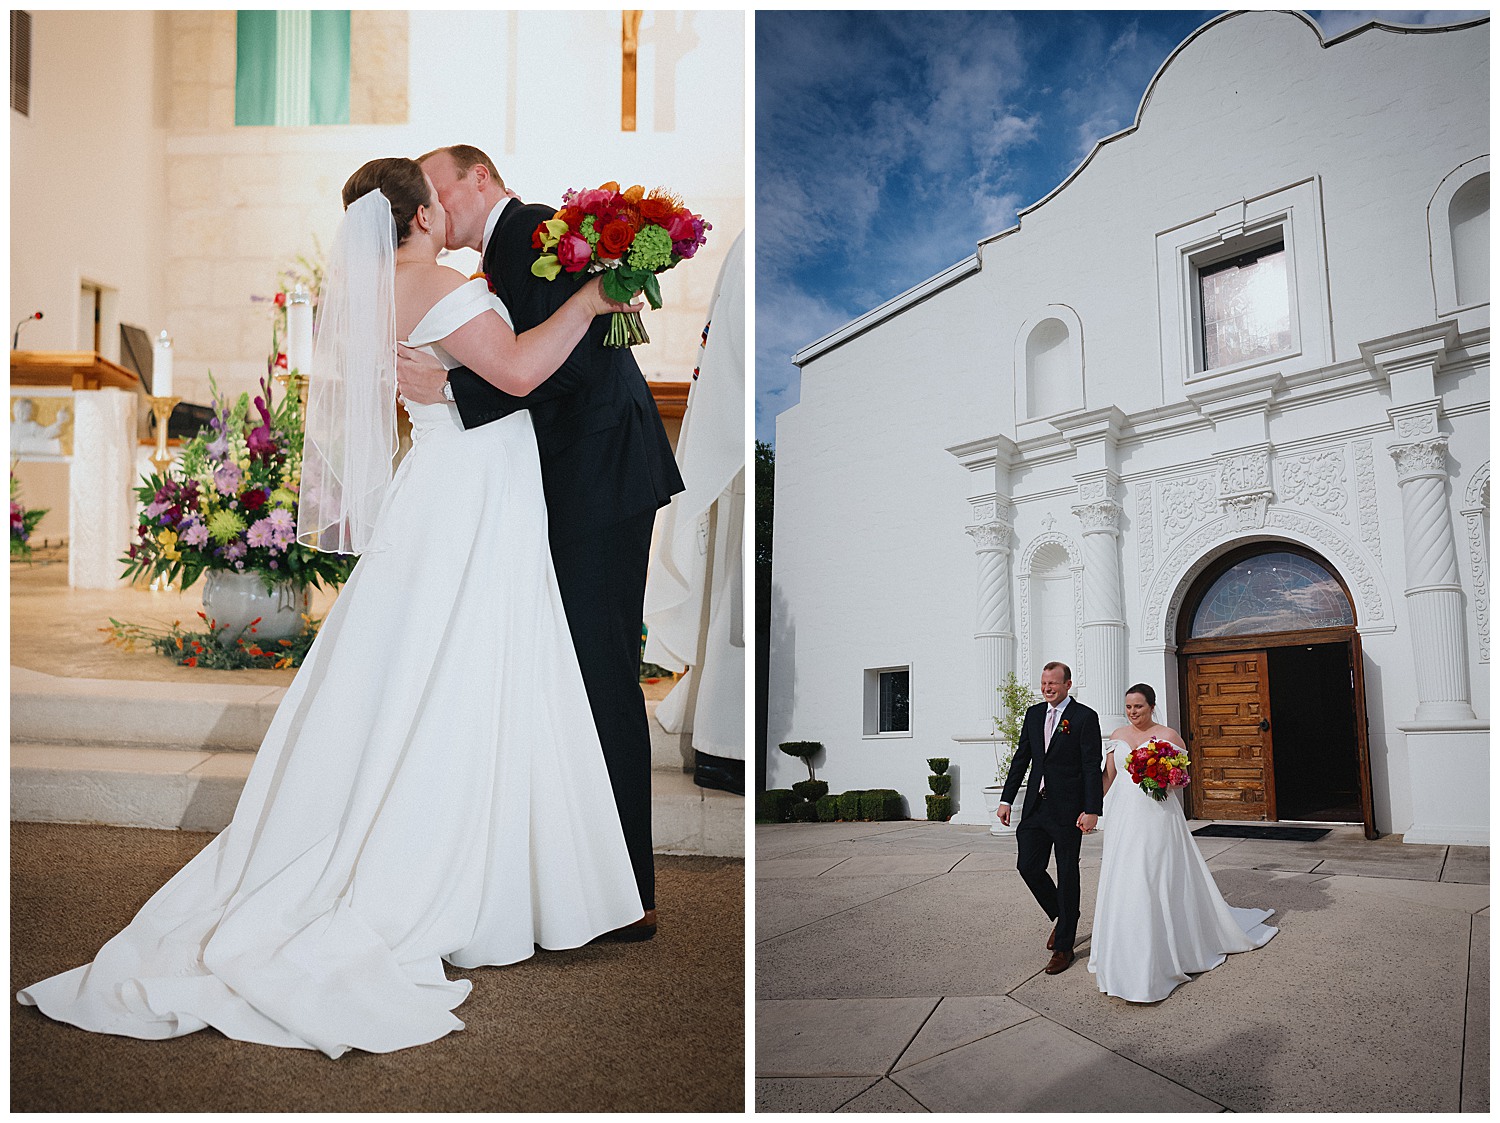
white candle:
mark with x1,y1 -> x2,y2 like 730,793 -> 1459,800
288,284 -> 313,376
153,330 -> 174,397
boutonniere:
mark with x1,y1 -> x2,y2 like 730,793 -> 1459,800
1060,719 -> 1071,735
470,270 -> 492,291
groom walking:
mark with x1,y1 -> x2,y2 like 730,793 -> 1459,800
996,661 -> 1103,974
397,145 -> 684,937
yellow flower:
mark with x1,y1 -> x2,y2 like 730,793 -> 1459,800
531,253 -> 562,281
156,529 -> 181,561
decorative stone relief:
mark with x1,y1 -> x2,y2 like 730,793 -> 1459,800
1394,411 -> 1439,440
1142,508 -> 1387,644
1279,448 -> 1349,522
1159,473 -> 1218,540
972,499 -> 998,524
1390,437 -> 1450,481
1217,448 -> 1274,529
965,519 -> 1010,553
1137,487 -> 1156,598
1072,499 -> 1122,534
1461,462 -> 1490,664
1353,440 -> 1382,561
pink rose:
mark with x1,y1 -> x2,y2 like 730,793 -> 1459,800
1168,768 -> 1187,787
666,211 -> 696,241
575,188 -> 615,215
556,233 -> 592,273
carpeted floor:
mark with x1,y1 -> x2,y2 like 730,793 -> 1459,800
11,823 -> 745,1112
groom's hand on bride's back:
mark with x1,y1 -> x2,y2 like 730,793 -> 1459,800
396,344 -> 450,405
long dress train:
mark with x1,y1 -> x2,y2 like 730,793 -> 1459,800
1088,738 -> 1277,1003
18,280 -> 644,1057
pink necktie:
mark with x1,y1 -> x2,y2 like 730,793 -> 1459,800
1041,707 -> 1057,792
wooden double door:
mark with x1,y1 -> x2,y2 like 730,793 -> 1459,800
1181,631 -> 1375,838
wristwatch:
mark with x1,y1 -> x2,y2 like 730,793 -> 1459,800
441,378 -> 455,403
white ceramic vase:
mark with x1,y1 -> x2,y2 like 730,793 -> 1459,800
202,569 -> 310,646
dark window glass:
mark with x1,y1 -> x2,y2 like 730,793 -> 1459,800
879,669 -> 910,733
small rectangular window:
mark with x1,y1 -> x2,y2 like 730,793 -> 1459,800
877,668 -> 909,733
1198,240 -> 1291,372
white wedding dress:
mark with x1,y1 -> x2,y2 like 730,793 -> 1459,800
18,280 -> 643,1057
1088,738 -> 1277,1003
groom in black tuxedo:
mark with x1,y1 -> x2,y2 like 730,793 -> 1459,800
997,661 -> 1103,973
399,145 -> 684,937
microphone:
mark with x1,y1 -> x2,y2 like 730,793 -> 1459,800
13,310 -> 42,348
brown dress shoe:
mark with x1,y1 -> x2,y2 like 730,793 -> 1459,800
1046,924 -> 1056,951
590,908 -> 657,944
1044,949 -> 1075,974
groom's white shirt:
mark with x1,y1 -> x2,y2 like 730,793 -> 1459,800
480,199 -> 507,258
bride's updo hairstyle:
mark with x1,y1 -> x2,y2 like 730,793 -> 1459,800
340,158 -> 431,245
1125,683 -> 1157,709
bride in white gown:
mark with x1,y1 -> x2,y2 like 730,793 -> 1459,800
1088,682 -> 1277,1003
18,159 -> 647,1058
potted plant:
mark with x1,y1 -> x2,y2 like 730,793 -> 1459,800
988,672 -> 1040,834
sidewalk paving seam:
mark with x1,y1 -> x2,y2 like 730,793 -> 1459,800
1460,912 -> 1475,1112
752,870 -> 952,946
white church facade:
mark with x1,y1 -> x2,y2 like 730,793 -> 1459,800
766,12 -> 1489,845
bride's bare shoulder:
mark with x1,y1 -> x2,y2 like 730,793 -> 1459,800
395,262 -> 469,336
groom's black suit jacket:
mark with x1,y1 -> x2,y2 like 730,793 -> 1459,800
1000,698 -> 1104,820
446,198 -> 684,539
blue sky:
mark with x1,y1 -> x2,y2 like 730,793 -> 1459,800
754,9 -> 1486,445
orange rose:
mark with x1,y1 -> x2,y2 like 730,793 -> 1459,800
639,197 -> 676,226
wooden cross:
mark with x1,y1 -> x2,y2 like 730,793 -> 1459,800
622,10 -> 642,131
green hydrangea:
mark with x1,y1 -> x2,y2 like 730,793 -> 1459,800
627,224 -> 674,272
579,214 -> 600,247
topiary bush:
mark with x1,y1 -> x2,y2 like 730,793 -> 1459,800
757,788 -> 795,823
858,788 -> 905,821
838,790 -> 866,821
779,740 -> 824,781
815,794 -> 839,822
791,800 -> 819,822
792,779 -> 829,803
928,774 -> 952,796
926,794 -> 953,822
927,757 -> 950,776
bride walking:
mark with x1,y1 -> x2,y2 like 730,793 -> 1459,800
1088,683 -> 1278,1003
19,158 -> 648,1057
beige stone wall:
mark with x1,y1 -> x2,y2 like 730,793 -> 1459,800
350,11 -> 409,126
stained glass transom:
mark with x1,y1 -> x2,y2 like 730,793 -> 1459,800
1199,241 -> 1292,371
1190,551 -> 1353,638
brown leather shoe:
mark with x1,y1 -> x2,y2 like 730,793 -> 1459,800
1044,949 -> 1075,974
1046,924 -> 1056,951
590,908 -> 657,944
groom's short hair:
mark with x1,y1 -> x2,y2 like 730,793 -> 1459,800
418,144 -> 506,193
1042,661 -> 1072,682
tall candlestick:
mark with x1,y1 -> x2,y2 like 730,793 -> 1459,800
288,284 -> 313,376
152,330 -> 174,397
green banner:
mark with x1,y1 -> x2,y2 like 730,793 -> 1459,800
235,11 -> 350,127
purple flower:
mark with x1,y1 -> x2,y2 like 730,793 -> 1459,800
207,432 -> 230,460
267,507 -> 297,550
247,517 -> 275,550
181,520 -> 209,548
143,500 -> 167,520
214,462 -> 242,496
223,540 -> 246,561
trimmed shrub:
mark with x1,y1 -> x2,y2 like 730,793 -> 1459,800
792,779 -> 829,803
928,774 -> 952,796
778,740 -> 824,780
791,800 -> 819,822
815,794 -> 839,822
838,789 -> 866,821
757,788 -> 795,823
927,757 -> 950,776
925,794 -> 953,822
859,788 -> 905,821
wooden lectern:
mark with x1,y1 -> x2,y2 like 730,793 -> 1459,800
10,350 -> 142,391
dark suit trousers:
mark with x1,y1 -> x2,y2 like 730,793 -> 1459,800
1015,795 -> 1084,952
550,508 -> 658,912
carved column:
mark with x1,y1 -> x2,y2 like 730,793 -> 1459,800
1389,416 -> 1475,721
965,501 -> 1014,728
1073,479 -> 1126,729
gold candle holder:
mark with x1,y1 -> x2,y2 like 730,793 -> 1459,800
146,394 -> 182,476
275,371 -> 309,410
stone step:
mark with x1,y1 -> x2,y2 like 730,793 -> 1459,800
10,741 -> 744,857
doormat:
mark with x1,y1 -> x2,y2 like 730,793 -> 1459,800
1192,824 -> 1331,842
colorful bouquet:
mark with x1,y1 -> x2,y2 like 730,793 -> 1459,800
1126,738 -> 1191,802
530,181 -> 710,347
121,373 -> 356,594
11,471 -> 47,559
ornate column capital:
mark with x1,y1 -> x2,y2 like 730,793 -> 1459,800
966,519 -> 1012,552
1389,436 -> 1450,483
1071,499 -> 1122,535
1216,445 -> 1274,529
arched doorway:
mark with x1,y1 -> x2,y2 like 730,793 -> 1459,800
1176,544 -> 1377,838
